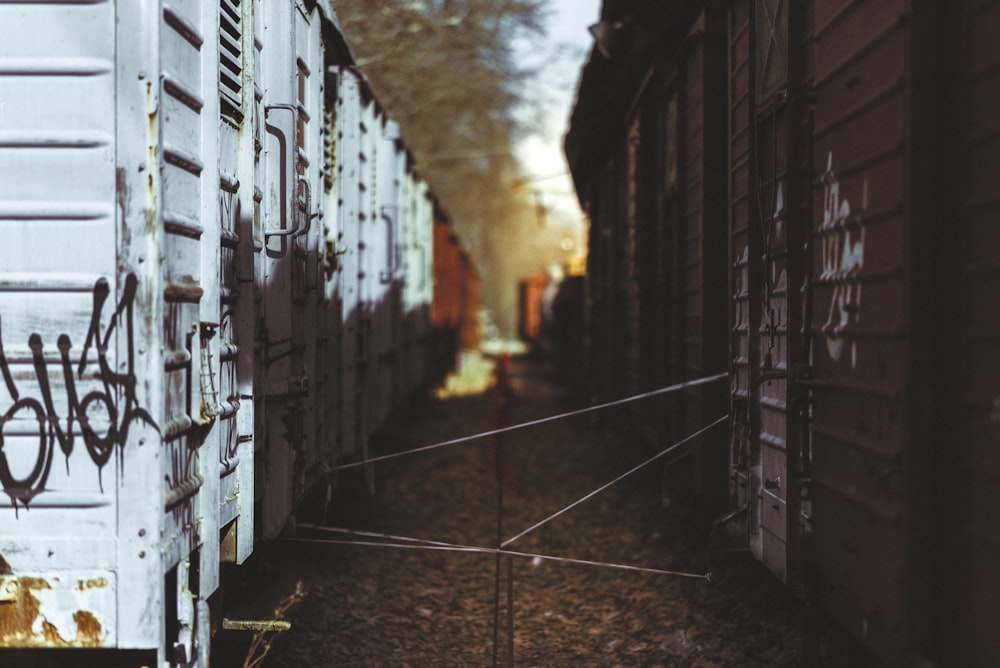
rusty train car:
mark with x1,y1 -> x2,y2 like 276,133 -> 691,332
517,271 -> 549,345
0,1 -> 472,665
566,0 -> 999,665
431,207 -> 481,378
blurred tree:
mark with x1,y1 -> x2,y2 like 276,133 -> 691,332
331,0 -> 571,335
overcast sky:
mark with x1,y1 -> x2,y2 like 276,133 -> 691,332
515,0 -> 602,244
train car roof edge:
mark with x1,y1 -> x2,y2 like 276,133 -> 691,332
564,0 -> 706,204
310,0 -> 357,66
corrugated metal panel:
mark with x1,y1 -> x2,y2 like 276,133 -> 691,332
0,0 -> 121,648
292,8 -> 322,502
158,0 -> 222,590
809,0 -> 911,655
336,68 -> 362,465
728,0 -> 756,533
375,120 -> 403,426
315,79 -> 337,477
217,0 -> 255,566
258,0 -> 320,536
629,12 -> 728,502
660,90 -> 684,449
632,82 -> 669,444
727,0 -> 809,590
357,87 -> 377,492
624,116 -> 641,400
959,0 -> 1000,663
260,0 -> 296,539
681,18 -> 729,500
401,175 -> 432,396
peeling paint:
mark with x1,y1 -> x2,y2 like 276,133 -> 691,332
146,79 -> 158,237
75,577 -> 108,592
71,610 -> 104,645
0,574 -> 113,648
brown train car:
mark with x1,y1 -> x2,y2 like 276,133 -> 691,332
518,271 -> 549,343
457,250 -> 481,350
941,2 -> 1000,663
431,205 -> 480,378
567,0 -> 999,665
567,3 -> 730,501
808,1 -> 998,663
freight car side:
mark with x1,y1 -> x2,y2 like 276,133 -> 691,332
570,5 -> 729,502
946,1 -> 1000,661
568,0 -> 999,665
806,0 -> 917,658
431,210 -> 479,378
0,0 -> 157,653
0,1 -> 448,665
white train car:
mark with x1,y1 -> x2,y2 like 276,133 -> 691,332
0,1 -> 437,665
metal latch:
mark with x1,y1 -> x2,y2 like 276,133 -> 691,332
757,363 -> 830,388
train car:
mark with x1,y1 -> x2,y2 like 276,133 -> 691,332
566,0 -> 999,665
567,3 -> 729,497
0,1 -> 452,665
517,271 -> 548,344
431,208 -> 480,377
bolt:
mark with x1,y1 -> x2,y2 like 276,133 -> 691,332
139,551 -> 146,559
139,528 -> 147,537
3,579 -> 18,596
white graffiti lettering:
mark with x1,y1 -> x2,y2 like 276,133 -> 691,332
818,152 -> 866,369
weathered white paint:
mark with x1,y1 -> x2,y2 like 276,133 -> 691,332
0,1 -> 443,663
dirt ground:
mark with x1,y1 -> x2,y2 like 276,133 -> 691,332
243,355 -> 803,667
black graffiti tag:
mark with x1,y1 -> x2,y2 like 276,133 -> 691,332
0,274 -> 158,510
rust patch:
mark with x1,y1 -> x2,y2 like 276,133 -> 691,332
41,620 -> 63,645
0,554 -> 11,576
147,79 -> 158,236
19,577 -> 50,592
72,610 -> 103,645
117,167 -> 131,253
0,578 -> 106,647
75,578 -> 108,592
0,577 -> 46,645
116,167 -> 127,210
